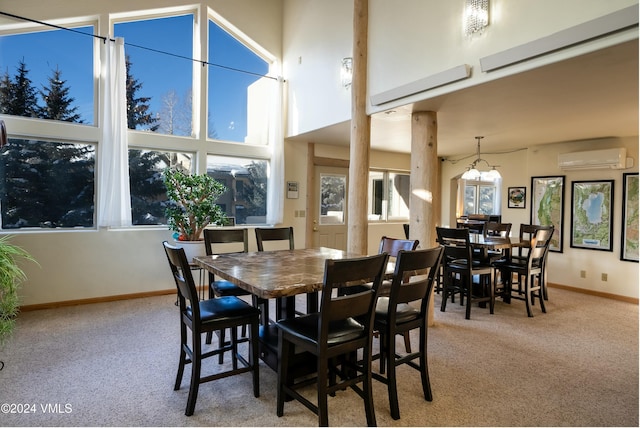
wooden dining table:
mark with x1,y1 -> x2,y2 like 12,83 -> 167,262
193,247 -> 364,371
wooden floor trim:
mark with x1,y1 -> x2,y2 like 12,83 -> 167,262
548,282 -> 639,304
19,283 -> 637,311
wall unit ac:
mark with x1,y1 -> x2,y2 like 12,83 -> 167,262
557,148 -> 633,170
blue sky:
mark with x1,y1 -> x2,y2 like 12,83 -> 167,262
0,13 -> 269,141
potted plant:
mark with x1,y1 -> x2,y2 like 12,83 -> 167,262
163,168 -> 227,261
0,235 -> 37,369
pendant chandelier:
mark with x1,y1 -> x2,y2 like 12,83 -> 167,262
461,136 -> 501,181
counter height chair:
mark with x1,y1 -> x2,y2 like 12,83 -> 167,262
203,228 -> 251,351
372,246 -> 443,420
480,222 -> 513,262
492,226 -> 554,317
276,252 -> 389,427
163,241 -> 260,416
255,226 -> 318,320
436,227 -> 495,320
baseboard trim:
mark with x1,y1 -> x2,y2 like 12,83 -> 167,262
20,289 -> 177,312
548,282 -> 639,304
19,283 -> 637,311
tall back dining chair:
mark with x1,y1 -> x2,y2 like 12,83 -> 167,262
481,222 -> 513,262
436,227 -> 494,320
275,252 -> 389,427
255,226 -> 295,251
204,228 -> 250,298
372,246 -> 443,420
377,236 -> 419,353
162,241 -> 260,416
254,226 -> 300,327
203,228 -> 251,350
492,226 -> 554,317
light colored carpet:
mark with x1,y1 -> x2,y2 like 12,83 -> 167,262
0,287 -> 637,427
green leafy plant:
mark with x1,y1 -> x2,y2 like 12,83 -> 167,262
163,169 -> 227,241
0,235 -> 37,350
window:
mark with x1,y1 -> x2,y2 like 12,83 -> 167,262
208,20 -> 270,143
368,171 -> 410,221
0,25 -> 95,124
320,174 -> 346,225
114,14 -> 193,135
129,149 -> 193,225
207,155 -> 268,225
0,138 -> 95,229
459,179 -> 501,216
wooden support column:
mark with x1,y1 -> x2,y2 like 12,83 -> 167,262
347,0 -> 369,255
410,111 -> 440,325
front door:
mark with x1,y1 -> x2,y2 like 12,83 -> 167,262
312,166 -> 348,250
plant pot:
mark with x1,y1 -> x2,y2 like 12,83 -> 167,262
174,240 -> 206,264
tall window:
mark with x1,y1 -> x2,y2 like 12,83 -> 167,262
207,155 -> 268,225
208,20 -> 270,143
0,25 -> 95,124
368,171 -> 410,221
114,14 -> 193,135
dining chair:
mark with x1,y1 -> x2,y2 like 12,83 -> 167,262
275,252 -> 389,427
480,222 -> 512,262
162,241 -> 260,416
436,227 -> 494,320
492,226 -> 554,317
203,228 -> 251,350
378,236 -> 419,352
509,224 -> 551,299
255,226 -> 318,320
372,246 -> 443,420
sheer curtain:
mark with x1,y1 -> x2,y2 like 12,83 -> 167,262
97,37 -> 131,227
266,76 -> 284,225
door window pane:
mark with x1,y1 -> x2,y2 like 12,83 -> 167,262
320,174 -> 346,225
387,172 -> 410,220
207,155 -> 268,225
0,138 -> 95,229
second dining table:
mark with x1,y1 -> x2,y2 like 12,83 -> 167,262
193,246 -> 364,371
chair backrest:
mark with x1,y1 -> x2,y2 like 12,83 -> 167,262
483,222 -> 512,238
378,236 -> 419,258
318,253 -> 389,350
203,228 -> 249,256
527,226 -> 554,269
163,241 -> 200,319
387,246 -> 443,317
255,227 -> 294,251
436,227 -> 472,269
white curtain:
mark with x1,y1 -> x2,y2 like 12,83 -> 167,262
97,37 -> 131,227
266,76 -> 284,225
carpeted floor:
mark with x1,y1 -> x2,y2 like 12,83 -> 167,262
1,287 -> 638,427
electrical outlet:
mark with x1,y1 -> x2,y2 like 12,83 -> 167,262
601,273 -> 608,282
580,270 -> 586,278
299,210 -> 305,218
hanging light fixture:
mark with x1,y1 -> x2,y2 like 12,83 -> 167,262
461,136 -> 502,181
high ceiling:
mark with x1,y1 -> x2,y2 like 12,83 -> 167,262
291,39 -> 638,160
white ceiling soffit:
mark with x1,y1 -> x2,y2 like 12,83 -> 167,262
370,64 -> 471,106
480,4 -> 639,72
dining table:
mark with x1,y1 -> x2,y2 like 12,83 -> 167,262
193,246 -> 364,372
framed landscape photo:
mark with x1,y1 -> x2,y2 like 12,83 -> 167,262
508,187 -> 526,208
621,173 -> 639,262
570,180 -> 614,251
531,176 -> 565,252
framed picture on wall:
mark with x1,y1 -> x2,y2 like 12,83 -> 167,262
507,187 -> 526,208
570,180 -> 614,251
621,173 -> 638,262
530,176 -> 565,252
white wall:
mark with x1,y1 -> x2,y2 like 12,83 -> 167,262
441,136 -> 639,299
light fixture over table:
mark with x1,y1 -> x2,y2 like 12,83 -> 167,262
461,136 -> 501,181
